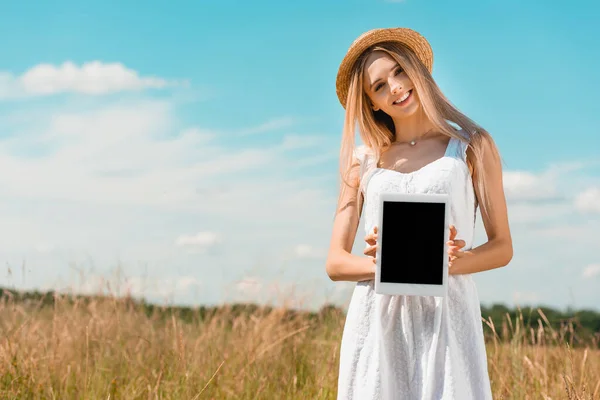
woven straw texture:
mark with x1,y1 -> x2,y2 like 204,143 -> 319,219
335,28 -> 433,108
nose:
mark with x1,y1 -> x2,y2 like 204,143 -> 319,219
390,79 -> 402,95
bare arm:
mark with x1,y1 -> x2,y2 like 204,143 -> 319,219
450,135 -> 513,274
325,155 -> 376,282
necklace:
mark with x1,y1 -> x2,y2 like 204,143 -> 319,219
393,128 -> 435,146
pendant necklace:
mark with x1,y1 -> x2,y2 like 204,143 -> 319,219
396,128 -> 435,146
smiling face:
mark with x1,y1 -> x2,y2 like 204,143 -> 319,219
362,50 -> 421,120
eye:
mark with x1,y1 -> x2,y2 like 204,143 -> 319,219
395,66 -> 404,75
374,83 -> 384,91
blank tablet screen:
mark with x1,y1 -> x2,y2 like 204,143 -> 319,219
380,200 -> 446,285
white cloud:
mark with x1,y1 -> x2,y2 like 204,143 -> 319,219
226,276 -> 316,309
505,202 -> 572,225
0,97 -> 340,308
175,232 -> 222,251
512,291 -> 540,305
531,221 -> 597,241
582,264 -> 600,278
0,61 -> 182,99
503,170 -> 557,201
0,101 -> 292,209
62,273 -> 202,303
34,242 -> 55,253
574,187 -> 600,213
293,244 -> 326,260
295,244 -> 314,258
169,276 -> 202,292
279,134 -> 325,150
237,117 -> 296,136
234,277 -> 262,298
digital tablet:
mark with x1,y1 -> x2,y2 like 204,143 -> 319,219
374,192 -> 450,297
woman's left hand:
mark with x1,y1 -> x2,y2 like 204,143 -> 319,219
447,225 -> 467,272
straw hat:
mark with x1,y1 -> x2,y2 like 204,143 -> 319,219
335,27 -> 433,108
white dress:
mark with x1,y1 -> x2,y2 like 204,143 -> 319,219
336,134 -> 493,400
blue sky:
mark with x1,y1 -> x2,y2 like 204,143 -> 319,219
0,1 -> 599,311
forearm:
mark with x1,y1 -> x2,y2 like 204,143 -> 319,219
450,238 -> 513,275
326,251 -> 376,282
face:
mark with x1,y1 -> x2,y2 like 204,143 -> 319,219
362,51 -> 420,120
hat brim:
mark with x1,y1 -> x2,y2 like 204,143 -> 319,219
335,28 -> 433,108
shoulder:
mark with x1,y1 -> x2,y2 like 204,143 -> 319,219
452,128 -> 484,177
353,144 -> 366,160
353,144 -> 371,160
353,144 -> 376,166
465,129 -> 501,178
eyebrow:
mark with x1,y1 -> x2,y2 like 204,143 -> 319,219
370,64 -> 400,91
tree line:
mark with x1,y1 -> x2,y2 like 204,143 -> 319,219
1,287 -> 598,347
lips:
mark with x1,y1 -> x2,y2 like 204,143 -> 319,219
393,89 -> 413,106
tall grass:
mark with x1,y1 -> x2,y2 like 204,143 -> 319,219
0,286 -> 598,399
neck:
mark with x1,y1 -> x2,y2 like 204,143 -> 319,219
391,109 -> 436,143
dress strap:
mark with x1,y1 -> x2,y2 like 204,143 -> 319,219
353,145 -> 369,191
353,145 -> 378,194
353,145 -> 367,181
446,130 -> 470,161
444,136 -> 457,157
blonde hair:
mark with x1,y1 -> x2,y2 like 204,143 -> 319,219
336,41 -> 501,222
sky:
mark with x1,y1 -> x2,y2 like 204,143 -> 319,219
0,0 -> 599,312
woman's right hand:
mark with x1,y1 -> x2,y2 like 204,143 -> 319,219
363,226 -> 378,263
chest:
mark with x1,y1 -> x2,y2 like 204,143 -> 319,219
365,156 -> 468,204
377,138 -> 451,175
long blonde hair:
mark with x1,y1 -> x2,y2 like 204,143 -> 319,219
336,41 -> 501,222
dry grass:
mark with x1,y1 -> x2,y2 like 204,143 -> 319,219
0,288 -> 598,399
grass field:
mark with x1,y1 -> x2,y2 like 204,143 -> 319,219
0,289 -> 598,399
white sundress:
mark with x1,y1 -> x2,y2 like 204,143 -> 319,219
336,134 -> 493,400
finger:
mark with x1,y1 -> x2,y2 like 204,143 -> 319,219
363,245 -> 377,257
447,243 -> 460,252
449,225 -> 457,241
453,239 -> 466,249
448,248 -> 464,258
447,246 -> 464,257
368,245 -> 378,257
447,239 -> 463,246
364,234 -> 377,245
373,226 -> 378,234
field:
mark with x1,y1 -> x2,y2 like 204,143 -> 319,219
0,288 -> 598,399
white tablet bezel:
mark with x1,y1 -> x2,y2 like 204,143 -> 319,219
374,192 -> 450,297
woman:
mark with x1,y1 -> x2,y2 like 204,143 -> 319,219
325,28 -> 513,399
